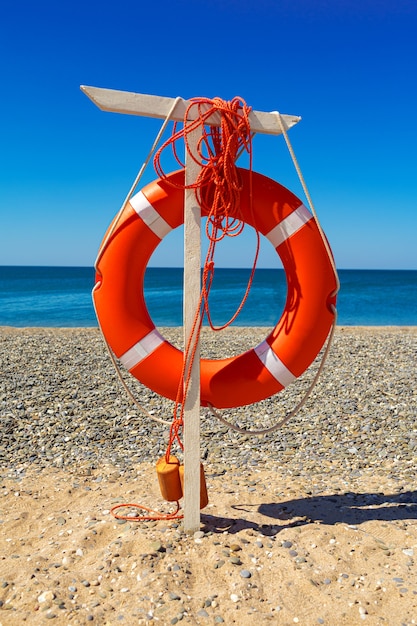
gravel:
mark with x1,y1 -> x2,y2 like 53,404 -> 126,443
1,325 -> 416,480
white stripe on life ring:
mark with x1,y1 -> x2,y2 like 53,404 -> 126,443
254,340 -> 296,387
129,191 -> 172,240
266,203 -> 312,249
120,329 -> 165,371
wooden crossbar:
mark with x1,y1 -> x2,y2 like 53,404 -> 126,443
81,85 -> 301,135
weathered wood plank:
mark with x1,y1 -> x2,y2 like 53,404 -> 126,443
183,127 -> 202,533
80,85 -> 301,134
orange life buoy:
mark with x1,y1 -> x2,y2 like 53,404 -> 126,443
93,168 -> 337,409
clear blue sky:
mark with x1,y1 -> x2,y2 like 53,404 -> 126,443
1,0 -> 416,269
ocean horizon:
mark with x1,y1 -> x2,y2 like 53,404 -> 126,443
0,266 -> 416,328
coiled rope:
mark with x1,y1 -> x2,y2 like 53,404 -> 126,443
153,97 -> 260,460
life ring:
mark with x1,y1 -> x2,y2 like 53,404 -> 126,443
93,168 -> 337,409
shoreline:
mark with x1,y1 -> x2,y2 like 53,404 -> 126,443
1,326 -> 416,624
1,325 -> 417,329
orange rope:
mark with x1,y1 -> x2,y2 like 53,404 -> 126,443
110,501 -> 182,522
156,97 -> 260,462
154,96 -> 253,232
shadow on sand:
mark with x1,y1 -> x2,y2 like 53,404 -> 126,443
201,491 -> 417,535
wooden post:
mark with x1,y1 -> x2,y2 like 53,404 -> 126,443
183,127 -> 202,532
80,85 -> 301,532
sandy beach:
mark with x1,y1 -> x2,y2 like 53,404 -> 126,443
1,326 -> 416,625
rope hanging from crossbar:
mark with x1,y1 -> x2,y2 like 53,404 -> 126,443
153,97 -> 263,458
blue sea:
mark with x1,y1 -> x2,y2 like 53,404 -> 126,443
0,266 -> 416,327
